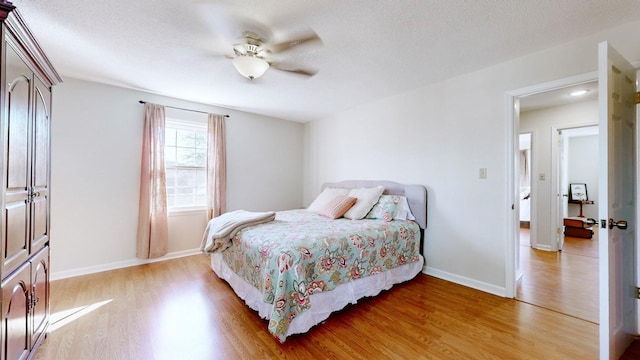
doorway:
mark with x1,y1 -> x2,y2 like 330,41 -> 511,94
508,76 -> 600,323
517,125 -> 600,323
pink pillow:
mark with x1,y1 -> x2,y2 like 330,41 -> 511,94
318,196 -> 357,219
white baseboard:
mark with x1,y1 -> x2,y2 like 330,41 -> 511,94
422,265 -> 507,297
54,250 -> 508,299
50,249 -> 202,281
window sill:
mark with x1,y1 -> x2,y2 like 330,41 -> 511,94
168,207 -> 207,217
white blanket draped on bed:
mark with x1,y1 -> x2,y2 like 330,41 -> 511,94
200,210 -> 275,254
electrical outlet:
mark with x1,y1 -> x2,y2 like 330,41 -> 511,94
479,168 -> 487,179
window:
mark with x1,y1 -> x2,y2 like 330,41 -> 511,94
164,119 -> 207,210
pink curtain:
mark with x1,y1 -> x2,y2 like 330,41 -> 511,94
207,114 -> 226,219
136,103 -> 169,259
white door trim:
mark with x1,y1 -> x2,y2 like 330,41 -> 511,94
504,71 -> 598,298
550,126 -> 563,252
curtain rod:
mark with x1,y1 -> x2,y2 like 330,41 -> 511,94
139,100 -> 229,118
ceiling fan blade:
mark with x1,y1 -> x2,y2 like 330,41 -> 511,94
193,2 -> 272,43
268,31 -> 322,54
271,64 -> 318,77
198,52 -> 235,60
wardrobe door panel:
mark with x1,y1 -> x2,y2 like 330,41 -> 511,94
30,198 -> 47,252
32,79 -> 50,190
4,74 -> 29,191
3,201 -> 27,275
30,79 -> 50,252
3,44 -> 32,274
1,262 -> 30,360
4,43 -> 31,192
30,246 -> 48,350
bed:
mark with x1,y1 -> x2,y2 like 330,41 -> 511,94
205,180 -> 427,342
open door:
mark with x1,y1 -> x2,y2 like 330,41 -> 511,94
558,129 -> 567,251
598,41 -> 637,360
552,128 -> 565,251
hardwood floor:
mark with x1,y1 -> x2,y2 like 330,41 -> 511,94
34,255 -> 599,360
517,227 -> 599,323
517,226 -> 640,359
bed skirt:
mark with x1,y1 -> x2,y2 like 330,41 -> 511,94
210,253 -> 424,339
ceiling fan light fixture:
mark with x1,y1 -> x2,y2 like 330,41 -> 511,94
232,55 -> 269,80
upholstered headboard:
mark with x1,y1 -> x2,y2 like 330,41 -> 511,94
321,180 -> 428,230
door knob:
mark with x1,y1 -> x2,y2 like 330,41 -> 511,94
608,218 -> 628,230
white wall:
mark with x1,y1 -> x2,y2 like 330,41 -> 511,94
51,78 -> 303,279
303,20 -> 640,296
568,134 -> 599,218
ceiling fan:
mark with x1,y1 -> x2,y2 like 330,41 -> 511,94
228,30 -> 322,80
191,2 -> 323,80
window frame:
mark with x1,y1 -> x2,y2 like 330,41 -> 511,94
164,117 -> 208,213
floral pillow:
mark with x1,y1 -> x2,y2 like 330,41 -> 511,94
393,196 -> 416,221
365,195 -> 400,222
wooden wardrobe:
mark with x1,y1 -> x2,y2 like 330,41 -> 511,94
0,2 -> 61,359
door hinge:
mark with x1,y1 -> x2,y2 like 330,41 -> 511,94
636,287 -> 640,300
635,91 -> 640,105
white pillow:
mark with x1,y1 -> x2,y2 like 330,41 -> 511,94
307,188 -> 350,212
393,196 -> 416,221
343,186 -> 385,220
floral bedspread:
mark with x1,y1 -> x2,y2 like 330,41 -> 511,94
220,209 -> 422,342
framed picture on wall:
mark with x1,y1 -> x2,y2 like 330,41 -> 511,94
569,183 -> 588,201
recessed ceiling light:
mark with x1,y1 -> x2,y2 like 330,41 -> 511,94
570,90 -> 589,97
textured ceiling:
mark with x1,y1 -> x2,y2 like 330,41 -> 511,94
11,0 -> 640,122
